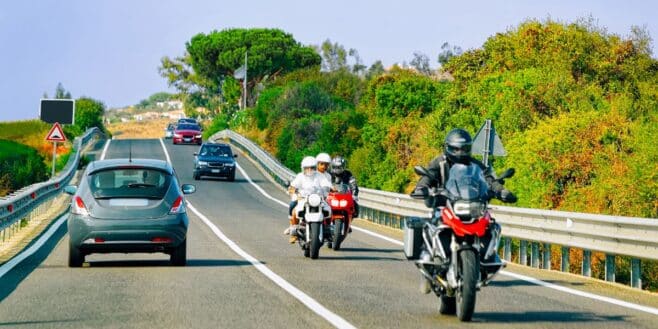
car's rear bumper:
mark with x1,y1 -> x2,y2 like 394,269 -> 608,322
68,214 -> 188,253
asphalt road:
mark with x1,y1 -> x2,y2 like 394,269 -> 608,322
0,138 -> 656,329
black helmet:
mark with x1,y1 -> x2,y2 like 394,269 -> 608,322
444,128 -> 472,164
330,156 -> 346,175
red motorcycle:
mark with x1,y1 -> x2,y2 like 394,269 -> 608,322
324,183 -> 354,250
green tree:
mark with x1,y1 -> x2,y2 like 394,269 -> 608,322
410,52 -> 432,75
54,82 -> 72,99
67,97 -> 106,136
186,28 -> 321,107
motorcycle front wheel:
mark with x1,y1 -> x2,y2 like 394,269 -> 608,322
332,219 -> 344,251
456,249 -> 479,321
309,222 -> 322,259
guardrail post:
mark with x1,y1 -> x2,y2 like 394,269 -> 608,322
561,247 -> 570,272
503,238 -> 511,261
582,250 -> 592,277
631,258 -> 642,289
531,242 -> 539,268
542,243 -> 551,269
605,254 -> 616,282
519,240 -> 527,266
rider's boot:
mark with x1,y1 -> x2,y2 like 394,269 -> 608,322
289,214 -> 298,244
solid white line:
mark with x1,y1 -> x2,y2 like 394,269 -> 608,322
187,202 -> 356,329
234,162 -> 658,317
0,214 -> 68,278
100,139 -> 111,160
158,138 -> 172,164
500,270 -> 658,316
235,163 -> 288,207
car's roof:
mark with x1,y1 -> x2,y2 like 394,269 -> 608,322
87,158 -> 173,174
201,142 -> 230,147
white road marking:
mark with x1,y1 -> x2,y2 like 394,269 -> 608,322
0,214 -> 68,278
159,137 -> 356,328
235,163 -> 288,207
229,154 -> 658,317
100,139 -> 111,160
187,202 -> 356,329
158,138 -> 172,164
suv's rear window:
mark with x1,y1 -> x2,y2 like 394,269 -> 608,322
88,168 -> 171,199
199,145 -> 232,157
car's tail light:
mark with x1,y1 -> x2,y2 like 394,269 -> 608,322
151,237 -> 172,243
169,196 -> 185,214
72,196 -> 90,216
94,238 -> 105,243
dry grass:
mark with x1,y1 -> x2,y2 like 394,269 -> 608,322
107,118 -> 173,139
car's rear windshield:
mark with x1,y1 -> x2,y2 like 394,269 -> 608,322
177,124 -> 200,131
199,145 -> 232,157
88,168 -> 172,199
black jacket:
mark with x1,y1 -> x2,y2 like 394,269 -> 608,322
331,170 -> 359,196
414,154 -> 508,205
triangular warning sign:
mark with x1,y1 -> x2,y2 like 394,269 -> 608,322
45,122 -> 67,142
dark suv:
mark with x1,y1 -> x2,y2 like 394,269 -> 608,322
193,143 -> 237,181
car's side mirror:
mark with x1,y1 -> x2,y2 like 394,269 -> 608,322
193,152 -> 198,156
63,185 -> 77,195
233,154 -> 238,158
181,184 -> 196,194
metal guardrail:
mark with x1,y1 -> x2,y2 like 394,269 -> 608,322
0,128 -> 104,233
212,129 -> 658,290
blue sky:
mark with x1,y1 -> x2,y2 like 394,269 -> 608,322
0,0 -> 656,121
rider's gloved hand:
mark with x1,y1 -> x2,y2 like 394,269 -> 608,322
499,189 -> 517,203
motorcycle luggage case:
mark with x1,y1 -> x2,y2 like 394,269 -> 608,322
404,217 -> 429,260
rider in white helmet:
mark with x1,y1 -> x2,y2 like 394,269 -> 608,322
285,156 -> 332,243
315,152 -> 332,182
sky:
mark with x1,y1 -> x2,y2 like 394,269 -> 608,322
0,0 -> 656,121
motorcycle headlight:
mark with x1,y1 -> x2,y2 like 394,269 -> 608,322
308,194 -> 322,207
339,200 -> 348,207
330,199 -> 339,207
197,161 -> 208,166
453,200 -> 485,219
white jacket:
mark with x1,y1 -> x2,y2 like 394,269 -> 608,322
290,171 -> 332,197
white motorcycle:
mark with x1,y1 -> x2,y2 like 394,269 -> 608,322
290,186 -> 331,259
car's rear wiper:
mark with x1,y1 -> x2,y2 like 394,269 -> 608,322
127,183 -> 156,188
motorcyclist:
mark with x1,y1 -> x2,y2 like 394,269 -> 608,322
329,156 -> 360,218
411,128 -> 516,204
316,152 -> 332,182
411,128 -> 516,293
285,156 -> 332,243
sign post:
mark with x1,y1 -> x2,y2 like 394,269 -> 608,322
45,122 -> 67,178
472,119 -> 506,168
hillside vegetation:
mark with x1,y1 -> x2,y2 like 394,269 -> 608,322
163,20 -> 658,289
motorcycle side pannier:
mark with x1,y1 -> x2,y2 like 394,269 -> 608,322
404,217 -> 429,260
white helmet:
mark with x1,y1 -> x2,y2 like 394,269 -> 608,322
300,156 -> 317,170
316,152 -> 331,164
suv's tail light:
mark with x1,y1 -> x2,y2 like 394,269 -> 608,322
72,196 -> 90,216
169,196 -> 185,214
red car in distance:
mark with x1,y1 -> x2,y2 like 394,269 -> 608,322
172,123 -> 203,145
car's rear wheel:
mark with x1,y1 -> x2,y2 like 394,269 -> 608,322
171,239 -> 187,266
68,241 -> 84,268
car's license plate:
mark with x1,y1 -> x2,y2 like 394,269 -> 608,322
184,138 -> 191,142
211,169 -> 220,173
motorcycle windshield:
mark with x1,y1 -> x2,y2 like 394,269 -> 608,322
332,183 -> 350,194
445,163 -> 489,201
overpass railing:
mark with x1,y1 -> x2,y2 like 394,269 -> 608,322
212,129 -> 658,290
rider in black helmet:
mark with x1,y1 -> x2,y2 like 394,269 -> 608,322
329,156 -> 360,218
412,128 -> 516,204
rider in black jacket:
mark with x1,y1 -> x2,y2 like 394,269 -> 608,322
412,128 -> 516,204
329,156 -> 360,218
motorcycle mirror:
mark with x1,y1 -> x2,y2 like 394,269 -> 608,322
499,168 -> 515,180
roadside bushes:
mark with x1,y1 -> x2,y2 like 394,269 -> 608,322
0,140 -> 48,196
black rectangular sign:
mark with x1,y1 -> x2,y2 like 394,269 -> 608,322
40,99 -> 75,124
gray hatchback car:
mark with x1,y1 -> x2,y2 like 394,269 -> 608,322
64,158 -> 196,267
